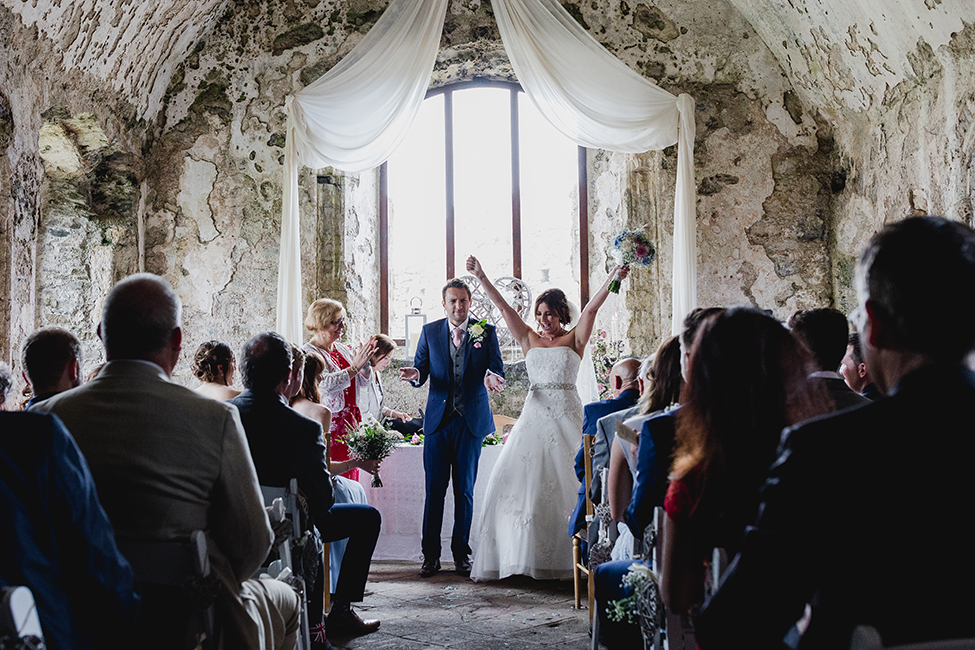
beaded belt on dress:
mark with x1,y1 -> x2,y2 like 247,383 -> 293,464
529,382 -> 576,391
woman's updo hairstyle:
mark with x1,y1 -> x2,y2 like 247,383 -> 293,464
534,288 -> 571,326
192,340 -> 235,383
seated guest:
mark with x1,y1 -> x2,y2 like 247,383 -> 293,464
21,327 -> 83,409
594,307 -> 722,649
607,336 -> 684,557
789,308 -> 870,411
303,298 -> 377,481
357,333 -> 414,431
192,340 -> 241,401
290,346 -> 376,599
0,362 -> 11,410
661,308 -> 825,618
589,357 -> 645,508
841,331 -> 883,400
33,274 -> 299,650
230,333 -> 381,647
697,217 -> 975,649
568,358 -> 641,537
1,411 -> 139,649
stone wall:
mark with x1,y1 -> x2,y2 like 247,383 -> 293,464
830,25 -> 975,312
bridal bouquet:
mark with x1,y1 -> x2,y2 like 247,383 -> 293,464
608,228 -> 656,293
343,417 -> 399,487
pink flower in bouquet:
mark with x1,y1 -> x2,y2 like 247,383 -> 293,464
411,434 -> 422,445
636,244 -> 648,258
502,431 -> 510,443
600,330 -> 608,339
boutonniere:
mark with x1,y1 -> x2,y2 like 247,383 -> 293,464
469,319 -> 488,348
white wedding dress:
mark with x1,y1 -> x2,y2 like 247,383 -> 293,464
471,346 -> 582,581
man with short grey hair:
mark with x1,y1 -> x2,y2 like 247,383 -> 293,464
33,273 -> 298,650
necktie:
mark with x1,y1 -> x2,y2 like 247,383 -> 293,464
452,327 -> 465,348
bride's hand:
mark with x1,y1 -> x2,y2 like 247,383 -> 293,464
467,256 -> 484,279
613,264 -> 629,280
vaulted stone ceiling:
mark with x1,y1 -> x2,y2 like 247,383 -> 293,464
5,0 -> 974,127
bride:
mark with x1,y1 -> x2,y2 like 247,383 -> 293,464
467,255 -> 627,581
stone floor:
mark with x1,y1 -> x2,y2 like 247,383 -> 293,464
332,561 -> 592,649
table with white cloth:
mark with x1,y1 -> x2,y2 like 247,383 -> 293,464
356,443 -> 504,562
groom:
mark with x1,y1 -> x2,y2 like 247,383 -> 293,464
400,278 -> 505,577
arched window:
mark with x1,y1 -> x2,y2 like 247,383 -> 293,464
381,80 -> 590,341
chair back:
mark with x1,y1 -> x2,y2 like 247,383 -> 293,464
849,626 -> 975,650
261,478 -> 301,542
0,586 -> 45,647
117,530 -> 214,650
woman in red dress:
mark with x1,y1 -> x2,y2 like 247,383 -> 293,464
303,298 -> 377,480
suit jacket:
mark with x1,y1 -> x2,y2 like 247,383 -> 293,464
228,390 -> 334,525
590,402 -> 642,504
1,412 -> 139,650
32,360 -> 275,649
696,364 -> 975,649
411,317 -> 504,437
569,388 -> 640,535
624,408 -> 677,539
814,375 -> 871,412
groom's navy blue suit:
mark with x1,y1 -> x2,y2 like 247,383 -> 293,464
411,317 -> 504,561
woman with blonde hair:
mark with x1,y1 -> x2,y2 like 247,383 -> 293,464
303,298 -> 376,480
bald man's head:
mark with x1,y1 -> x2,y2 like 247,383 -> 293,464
609,357 -> 640,397
100,274 -> 182,367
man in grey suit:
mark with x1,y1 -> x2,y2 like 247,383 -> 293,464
33,274 -> 298,650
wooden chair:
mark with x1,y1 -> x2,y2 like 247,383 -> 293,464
492,415 -> 517,437
117,530 -> 214,650
849,626 -> 975,650
572,433 -> 596,617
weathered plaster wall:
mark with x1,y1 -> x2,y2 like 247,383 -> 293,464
145,0 -> 835,383
1,5 -> 150,394
829,24 -> 975,313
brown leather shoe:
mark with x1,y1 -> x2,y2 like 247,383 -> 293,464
420,557 -> 441,577
328,607 -> 381,637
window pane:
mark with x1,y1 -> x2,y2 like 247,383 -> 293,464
387,94 -> 446,339
519,94 -> 581,307
453,87 -> 513,277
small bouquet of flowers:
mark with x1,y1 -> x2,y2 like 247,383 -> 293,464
608,228 -> 656,293
343,417 -> 400,487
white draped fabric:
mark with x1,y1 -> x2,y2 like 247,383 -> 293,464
278,0 -> 697,342
277,0 -> 449,342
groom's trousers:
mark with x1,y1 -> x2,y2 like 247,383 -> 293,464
422,416 -> 483,560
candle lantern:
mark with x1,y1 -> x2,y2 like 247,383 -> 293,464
405,297 -> 427,359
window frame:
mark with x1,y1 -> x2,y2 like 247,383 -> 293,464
380,79 -> 590,337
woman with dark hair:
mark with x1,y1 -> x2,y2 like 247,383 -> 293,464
192,340 -> 240,401
466,255 -> 627,581
357,334 -> 412,426
660,307 -> 827,616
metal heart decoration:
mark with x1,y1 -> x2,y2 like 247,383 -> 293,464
461,275 -> 532,349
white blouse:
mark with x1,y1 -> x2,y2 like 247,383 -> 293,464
303,341 -> 370,420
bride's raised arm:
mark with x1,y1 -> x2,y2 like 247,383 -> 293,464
466,256 -> 533,351
572,265 -> 629,352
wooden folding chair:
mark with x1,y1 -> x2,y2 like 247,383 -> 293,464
573,433 -> 596,618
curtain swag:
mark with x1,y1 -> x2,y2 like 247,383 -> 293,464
277,0 -> 697,343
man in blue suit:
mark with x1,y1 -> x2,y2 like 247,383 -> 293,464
401,278 -> 505,577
